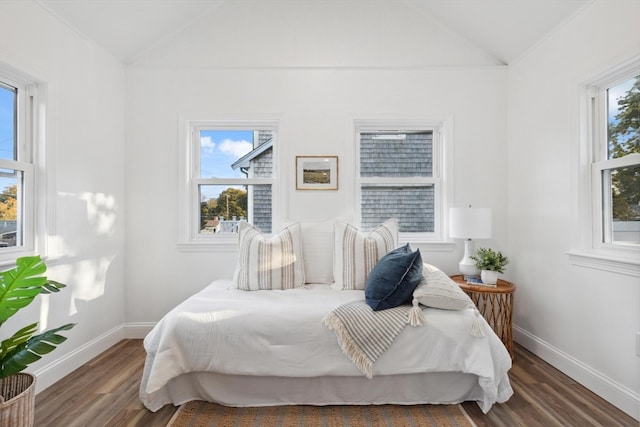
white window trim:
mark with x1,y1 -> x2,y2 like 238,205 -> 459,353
354,117 -> 454,248
0,159 -> 34,256
0,64 -> 49,265
177,115 -> 281,252
592,153 -> 640,250
569,56 -> 640,277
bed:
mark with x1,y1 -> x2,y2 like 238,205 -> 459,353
139,219 -> 513,413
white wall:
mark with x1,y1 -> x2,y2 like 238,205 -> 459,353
124,0 -> 508,323
507,0 -> 640,419
0,1 -> 126,391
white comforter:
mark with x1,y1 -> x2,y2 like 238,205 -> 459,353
140,280 -> 513,412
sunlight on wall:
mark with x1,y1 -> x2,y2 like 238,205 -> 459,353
39,293 -> 50,331
46,235 -> 68,258
49,191 -> 120,316
52,191 -> 119,258
64,256 -> 114,316
80,192 -> 117,236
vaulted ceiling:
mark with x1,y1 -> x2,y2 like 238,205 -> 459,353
34,0 -> 592,65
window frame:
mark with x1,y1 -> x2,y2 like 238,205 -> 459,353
571,57 -> 640,276
0,69 -> 39,262
354,117 -> 453,245
177,116 -> 280,251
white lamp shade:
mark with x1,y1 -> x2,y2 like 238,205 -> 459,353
449,207 -> 492,239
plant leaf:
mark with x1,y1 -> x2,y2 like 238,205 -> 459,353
41,280 -> 66,294
0,323 -> 39,358
0,256 -> 50,325
0,323 -> 76,378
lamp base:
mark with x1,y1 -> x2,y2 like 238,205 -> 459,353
459,262 -> 480,280
458,239 -> 480,279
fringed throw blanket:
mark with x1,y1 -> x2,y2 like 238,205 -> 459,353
323,300 -> 414,378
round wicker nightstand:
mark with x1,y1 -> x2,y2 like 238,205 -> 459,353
450,275 -> 516,360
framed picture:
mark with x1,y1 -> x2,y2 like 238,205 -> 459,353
296,156 -> 338,190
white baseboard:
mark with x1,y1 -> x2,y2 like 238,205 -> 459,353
32,322 -> 156,395
33,325 -> 125,394
514,324 -> 640,421
123,322 -> 156,339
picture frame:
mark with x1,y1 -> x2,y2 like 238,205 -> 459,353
296,156 -> 338,190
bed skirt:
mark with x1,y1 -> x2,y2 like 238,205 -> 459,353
144,370 -> 484,412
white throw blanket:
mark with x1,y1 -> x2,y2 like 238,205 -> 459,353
323,301 -> 413,378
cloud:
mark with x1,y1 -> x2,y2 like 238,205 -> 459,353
219,138 -> 252,158
200,136 -> 216,153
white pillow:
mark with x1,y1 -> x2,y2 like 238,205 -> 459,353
234,222 -> 306,290
298,220 -> 336,284
409,265 -> 486,336
413,267 -> 474,310
333,218 -> 399,290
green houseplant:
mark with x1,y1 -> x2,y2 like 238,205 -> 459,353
0,256 -> 76,426
470,247 -> 509,285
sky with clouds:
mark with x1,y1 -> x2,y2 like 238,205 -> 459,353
199,129 -> 254,201
0,85 -> 14,161
200,129 -> 253,179
0,86 -> 18,210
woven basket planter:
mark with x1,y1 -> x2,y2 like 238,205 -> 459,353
0,373 -> 36,427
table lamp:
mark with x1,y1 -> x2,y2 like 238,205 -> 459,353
449,206 -> 492,279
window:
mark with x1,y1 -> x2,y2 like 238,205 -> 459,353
591,72 -> 640,248
355,119 -> 451,242
179,118 -> 278,248
0,74 -> 35,256
573,57 -> 640,273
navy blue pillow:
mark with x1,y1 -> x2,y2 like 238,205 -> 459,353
364,244 -> 423,311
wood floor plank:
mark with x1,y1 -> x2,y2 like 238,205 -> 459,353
33,340 -> 637,427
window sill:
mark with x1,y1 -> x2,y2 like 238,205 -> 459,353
177,239 -> 239,253
0,247 -> 41,268
567,250 -> 640,277
404,240 -> 456,252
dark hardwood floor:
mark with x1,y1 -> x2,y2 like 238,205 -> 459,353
34,339 -> 637,426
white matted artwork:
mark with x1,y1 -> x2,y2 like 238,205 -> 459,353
296,156 -> 338,190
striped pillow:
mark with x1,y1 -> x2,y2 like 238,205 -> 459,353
413,268 -> 474,310
234,222 -> 306,291
333,218 -> 399,290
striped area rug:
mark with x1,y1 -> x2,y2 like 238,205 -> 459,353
167,401 -> 476,427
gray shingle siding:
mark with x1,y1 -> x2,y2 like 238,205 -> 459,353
253,148 -> 272,178
360,132 -> 433,177
360,131 -> 435,232
252,184 -> 272,233
361,186 -> 434,232
251,130 -> 273,231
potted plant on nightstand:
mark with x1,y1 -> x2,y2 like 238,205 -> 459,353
470,247 -> 509,285
0,256 -> 76,427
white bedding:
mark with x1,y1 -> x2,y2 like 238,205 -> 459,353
140,279 -> 513,413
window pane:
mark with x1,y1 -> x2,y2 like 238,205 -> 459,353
0,83 -> 16,161
0,168 -> 22,248
199,184 -> 272,234
361,185 -> 434,232
607,75 -> 639,160
607,164 -> 640,244
360,131 -> 433,177
199,129 -> 273,178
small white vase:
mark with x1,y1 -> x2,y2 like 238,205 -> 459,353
481,270 -> 499,285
